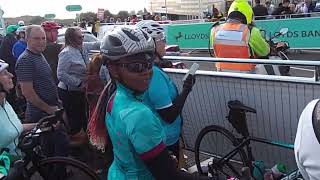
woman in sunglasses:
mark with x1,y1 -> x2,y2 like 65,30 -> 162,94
88,27 -> 210,180
137,20 -> 195,163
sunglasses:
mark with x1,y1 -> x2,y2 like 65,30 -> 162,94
116,62 -> 153,73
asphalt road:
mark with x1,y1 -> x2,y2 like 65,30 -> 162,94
174,49 -> 320,78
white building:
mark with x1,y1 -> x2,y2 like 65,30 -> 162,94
148,0 -> 228,19
0,5 -> 5,36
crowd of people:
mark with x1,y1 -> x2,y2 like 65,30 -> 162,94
253,0 -> 317,19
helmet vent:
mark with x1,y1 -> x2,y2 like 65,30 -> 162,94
109,35 -> 123,46
122,29 -> 140,41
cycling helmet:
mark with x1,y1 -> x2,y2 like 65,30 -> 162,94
136,20 -> 165,39
228,0 -> 254,24
0,59 -> 9,73
6,25 -> 19,34
100,26 -> 155,61
18,20 -> 25,26
16,26 -> 27,35
41,21 -> 61,30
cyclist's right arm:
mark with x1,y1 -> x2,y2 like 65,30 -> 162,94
127,107 -> 210,180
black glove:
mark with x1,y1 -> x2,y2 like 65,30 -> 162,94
183,74 -> 196,93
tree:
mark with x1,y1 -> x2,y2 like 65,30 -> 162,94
104,10 -> 114,18
30,16 -> 45,25
79,12 -> 96,23
129,10 -> 136,15
117,11 -> 130,20
137,10 -> 144,15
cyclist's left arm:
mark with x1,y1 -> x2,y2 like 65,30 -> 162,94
249,27 -> 270,57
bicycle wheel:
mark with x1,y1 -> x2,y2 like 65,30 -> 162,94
32,157 -> 100,180
194,125 -> 248,178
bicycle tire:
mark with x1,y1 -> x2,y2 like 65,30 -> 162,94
35,156 -> 100,180
194,125 -> 248,178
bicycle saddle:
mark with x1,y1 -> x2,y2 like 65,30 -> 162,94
228,100 -> 256,113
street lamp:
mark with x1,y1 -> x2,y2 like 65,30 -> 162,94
161,0 -> 168,19
198,0 -> 202,19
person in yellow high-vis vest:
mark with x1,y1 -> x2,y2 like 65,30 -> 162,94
211,0 -> 270,73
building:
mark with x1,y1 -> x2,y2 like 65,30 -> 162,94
0,5 -> 5,36
148,0 -> 228,20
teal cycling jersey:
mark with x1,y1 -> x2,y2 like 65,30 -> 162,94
0,100 -> 23,157
106,84 -> 166,180
144,65 -> 182,146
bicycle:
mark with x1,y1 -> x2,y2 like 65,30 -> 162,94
6,109 -> 100,180
194,100 -> 303,180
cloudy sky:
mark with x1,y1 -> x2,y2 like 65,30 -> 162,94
1,0 -> 148,19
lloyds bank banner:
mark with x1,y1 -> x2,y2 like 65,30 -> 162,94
166,17 -> 320,49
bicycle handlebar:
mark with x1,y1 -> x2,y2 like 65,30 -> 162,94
18,109 -> 64,152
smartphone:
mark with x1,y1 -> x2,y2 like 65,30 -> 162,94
183,63 -> 199,81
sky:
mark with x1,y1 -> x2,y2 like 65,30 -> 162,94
0,0 -> 148,19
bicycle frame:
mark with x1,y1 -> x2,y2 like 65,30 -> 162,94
215,135 -> 294,175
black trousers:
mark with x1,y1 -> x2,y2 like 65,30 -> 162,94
58,88 -> 87,135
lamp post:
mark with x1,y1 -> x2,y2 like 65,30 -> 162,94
161,1 -> 168,19
165,0 -> 168,18
198,0 -> 202,19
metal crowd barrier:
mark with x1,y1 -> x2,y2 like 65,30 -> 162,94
254,12 -> 320,20
163,56 -> 320,169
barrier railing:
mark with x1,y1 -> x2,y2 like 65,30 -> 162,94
163,56 -> 320,169
254,12 -> 320,20
164,56 -> 320,81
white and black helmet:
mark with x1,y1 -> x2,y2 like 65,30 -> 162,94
136,20 -> 165,39
100,26 -> 155,61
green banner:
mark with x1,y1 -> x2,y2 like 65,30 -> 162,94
166,17 -> 320,49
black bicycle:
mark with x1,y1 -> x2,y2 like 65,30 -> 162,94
194,100 -> 303,180
6,109 -> 100,180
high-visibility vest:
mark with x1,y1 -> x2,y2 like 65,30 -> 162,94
212,23 -> 255,71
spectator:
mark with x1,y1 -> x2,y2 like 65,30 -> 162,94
12,26 -> 27,60
0,25 -> 18,78
92,19 -> 100,37
295,1 -> 309,17
272,0 -> 291,18
266,1 -> 275,15
212,4 -> 220,18
17,20 -> 25,27
253,0 -> 268,20
0,25 -> 18,112
41,21 -> 63,85
79,19 -> 87,29
15,25 -> 59,122
154,15 -> 161,21
130,15 -> 138,24
116,18 -> 122,24
15,25 -> 69,160
57,27 -> 99,138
